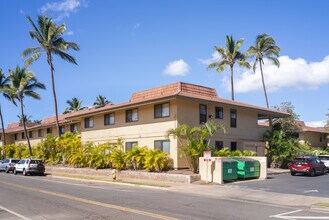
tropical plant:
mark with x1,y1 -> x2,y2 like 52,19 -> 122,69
168,120 -> 224,173
88,143 -> 113,169
242,150 -> 257,156
17,114 -> 32,123
272,102 -> 300,137
208,35 -> 251,101
230,150 -> 243,157
213,147 -> 231,157
247,34 -> 280,108
325,110 -> 329,129
8,65 -> 45,157
144,149 -> 173,172
109,147 -> 126,170
93,95 -> 112,107
125,146 -> 148,170
63,97 -> 85,114
22,15 -> 79,137
0,69 -> 11,148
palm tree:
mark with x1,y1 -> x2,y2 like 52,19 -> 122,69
0,69 -> 11,147
8,66 -> 45,157
63,97 -> 85,114
93,95 -> 112,107
17,115 -> 32,124
208,35 -> 251,101
22,15 -> 79,136
247,34 -> 280,108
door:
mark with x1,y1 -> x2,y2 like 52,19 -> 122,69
16,160 -> 25,171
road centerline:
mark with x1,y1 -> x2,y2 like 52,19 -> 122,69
0,180 -> 178,220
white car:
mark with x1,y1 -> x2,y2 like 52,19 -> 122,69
319,155 -> 329,172
14,158 -> 45,176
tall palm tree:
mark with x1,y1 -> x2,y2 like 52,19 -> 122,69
22,15 -> 79,136
247,34 -> 280,108
8,66 -> 45,157
208,35 -> 251,101
63,97 -> 85,114
93,95 -> 112,107
0,69 -> 11,147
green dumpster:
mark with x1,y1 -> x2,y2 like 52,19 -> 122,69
232,157 -> 260,179
222,159 -> 238,181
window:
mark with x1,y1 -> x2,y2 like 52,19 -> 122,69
14,133 -> 17,141
125,142 -> 138,151
22,132 -> 25,139
104,113 -> 115,125
70,124 -> 78,132
154,140 -> 170,153
29,131 -> 33,139
85,117 -> 94,128
154,103 -> 170,118
126,109 -> 138,122
215,107 -> 223,119
320,134 -> 323,142
47,128 -> 52,134
199,104 -> 207,124
59,126 -> 65,135
215,141 -> 224,150
38,129 -> 43,138
230,109 -> 237,128
231,142 -> 237,151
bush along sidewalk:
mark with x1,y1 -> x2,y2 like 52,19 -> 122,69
0,132 -> 173,172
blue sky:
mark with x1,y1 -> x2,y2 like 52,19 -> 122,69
1,0 -> 329,127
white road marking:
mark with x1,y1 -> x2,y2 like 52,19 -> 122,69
303,190 -> 319,193
0,205 -> 30,220
270,209 -> 329,219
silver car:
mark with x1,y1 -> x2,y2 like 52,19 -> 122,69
14,158 -> 45,176
0,158 -> 20,173
319,155 -> 329,172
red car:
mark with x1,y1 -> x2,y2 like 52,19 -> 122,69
290,156 -> 326,177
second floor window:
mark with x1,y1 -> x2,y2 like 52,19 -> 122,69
215,107 -> 223,119
59,126 -> 65,135
85,117 -> 94,128
126,109 -> 138,122
47,128 -> 52,134
199,104 -> 207,124
154,103 -> 170,118
230,109 -> 237,128
104,113 -> 115,125
70,124 -> 78,132
38,129 -> 43,138
29,131 -> 33,138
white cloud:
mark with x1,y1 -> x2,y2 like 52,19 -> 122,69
305,120 -> 326,127
40,0 -> 87,21
218,55 -> 329,93
66,31 -> 74,35
163,59 -> 190,76
199,51 -> 221,65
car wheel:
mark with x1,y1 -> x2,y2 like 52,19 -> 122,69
322,168 -> 326,175
5,167 -> 10,173
22,169 -> 27,176
309,169 -> 315,177
13,168 -> 17,175
291,172 -> 296,176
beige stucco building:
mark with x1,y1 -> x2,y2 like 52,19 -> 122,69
296,121 -> 329,148
0,82 -> 289,168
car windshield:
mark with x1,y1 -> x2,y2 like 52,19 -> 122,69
30,160 -> 43,164
319,156 -> 329,160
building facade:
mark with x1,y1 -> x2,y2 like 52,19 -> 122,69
0,82 -> 289,168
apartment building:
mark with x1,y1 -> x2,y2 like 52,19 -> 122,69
0,82 -> 289,168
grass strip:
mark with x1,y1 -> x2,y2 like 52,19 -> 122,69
313,203 -> 329,207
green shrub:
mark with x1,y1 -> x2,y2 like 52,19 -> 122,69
242,150 -> 257,156
144,149 -> 173,172
88,143 -> 113,169
125,146 -> 148,170
110,147 -> 126,170
230,150 -> 243,157
213,147 -> 230,157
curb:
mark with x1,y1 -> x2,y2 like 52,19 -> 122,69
310,206 -> 329,213
47,173 -> 170,191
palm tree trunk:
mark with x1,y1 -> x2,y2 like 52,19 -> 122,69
230,66 -> 235,101
47,51 -> 61,137
20,98 -> 32,158
259,60 -> 269,108
0,105 -> 6,158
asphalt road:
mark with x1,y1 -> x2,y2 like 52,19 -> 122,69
0,173 -> 329,220
229,172 -> 329,198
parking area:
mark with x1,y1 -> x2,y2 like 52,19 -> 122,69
226,172 -> 329,198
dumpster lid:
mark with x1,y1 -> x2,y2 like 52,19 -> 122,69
232,157 -> 258,162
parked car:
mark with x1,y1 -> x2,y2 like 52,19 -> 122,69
290,156 -> 326,177
14,158 -> 45,176
0,158 -> 20,173
318,155 -> 329,172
